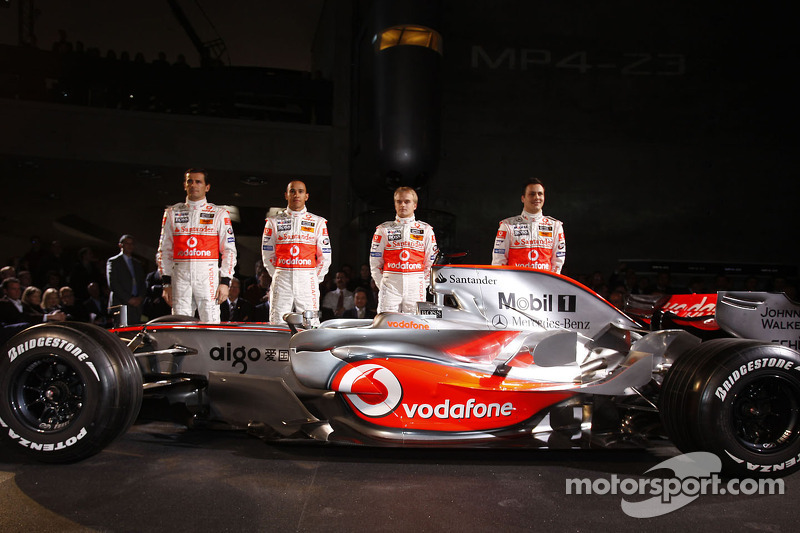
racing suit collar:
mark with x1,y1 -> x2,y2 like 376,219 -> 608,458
286,207 -> 308,216
395,215 -> 416,224
521,210 -> 543,221
186,197 -> 208,208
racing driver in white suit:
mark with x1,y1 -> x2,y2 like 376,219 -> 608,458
492,178 -> 565,273
262,180 -> 331,325
157,169 -> 237,323
370,187 -> 437,313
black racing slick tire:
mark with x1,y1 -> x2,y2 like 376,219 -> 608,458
0,322 -> 143,463
661,339 -> 800,477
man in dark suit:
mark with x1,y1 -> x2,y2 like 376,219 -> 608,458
1,277 -> 65,343
84,282 -> 111,327
220,277 -> 255,321
106,235 -> 147,324
342,287 -> 377,320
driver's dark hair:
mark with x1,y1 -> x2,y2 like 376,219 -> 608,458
2,277 -> 20,291
185,168 -> 209,184
523,177 -> 544,195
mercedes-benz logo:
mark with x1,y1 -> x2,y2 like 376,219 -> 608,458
492,314 -> 508,329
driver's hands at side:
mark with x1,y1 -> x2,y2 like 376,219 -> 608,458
215,283 -> 229,304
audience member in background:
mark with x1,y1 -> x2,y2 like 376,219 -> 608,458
1,278 -> 64,343
322,271 -> 353,319
21,236 -> 45,283
69,247 -> 105,301
342,287 -> 376,320
85,281 -> 111,327
60,286 -> 89,321
607,289 -> 626,310
244,263 -> 271,307
0,266 -> 16,283
107,234 -> 147,324
42,270 -> 65,291
38,240 -> 70,287
351,263 -> 373,292
21,286 -> 44,315
17,270 -> 33,290
143,269 -> 172,320
220,277 -> 254,321
41,287 -> 62,313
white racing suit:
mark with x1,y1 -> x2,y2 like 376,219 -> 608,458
262,207 -> 331,325
370,215 -> 437,313
157,198 -> 237,322
491,210 -> 565,273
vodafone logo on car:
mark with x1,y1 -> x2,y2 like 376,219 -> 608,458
336,363 -> 516,421
337,364 -> 402,417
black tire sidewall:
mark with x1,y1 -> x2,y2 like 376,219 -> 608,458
695,344 -> 800,476
0,324 -> 133,461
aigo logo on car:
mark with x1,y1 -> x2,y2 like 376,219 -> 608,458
330,359 -> 574,431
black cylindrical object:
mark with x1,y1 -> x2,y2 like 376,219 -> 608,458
373,0 -> 443,190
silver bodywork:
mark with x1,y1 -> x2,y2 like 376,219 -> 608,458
114,265 -> 799,448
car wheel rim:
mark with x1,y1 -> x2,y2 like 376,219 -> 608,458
11,355 -> 85,432
731,375 -> 800,453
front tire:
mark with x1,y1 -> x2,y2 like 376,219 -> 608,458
0,323 -> 142,462
661,339 -> 800,477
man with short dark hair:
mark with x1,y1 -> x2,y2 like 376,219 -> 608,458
1,277 -> 65,342
342,287 -> 376,319
157,168 -> 237,322
492,178 -> 566,273
107,234 -> 146,324
322,271 -> 354,318
220,277 -> 254,321
262,180 -> 331,325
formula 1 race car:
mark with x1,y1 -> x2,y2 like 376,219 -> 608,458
1,265 -> 799,477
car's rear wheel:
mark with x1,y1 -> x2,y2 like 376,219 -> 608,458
661,339 -> 800,477
0,323 -> 142,463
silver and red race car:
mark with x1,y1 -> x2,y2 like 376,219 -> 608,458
1,264 -> 799,477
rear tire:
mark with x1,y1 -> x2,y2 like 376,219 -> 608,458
0,323 -> 142,463
661,339 -> 800,477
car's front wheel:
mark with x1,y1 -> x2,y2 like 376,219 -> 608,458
0,323 -> 142,463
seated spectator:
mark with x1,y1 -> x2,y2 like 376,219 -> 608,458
322,271 -> 354,319
42,287 -> 62,313
43,269 -> 65,291
0,278 -> 65,331
84,281 -> 112,327
244,263 -> 271,307
143,269 -> 172,320
60,286 -> 89,321
351,263 -> 373,292
342,287 -> 376,320
17,270 -> 33,289
220,277 -> 254,322
0,265 -> 16,282
21,286 -> 45,315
